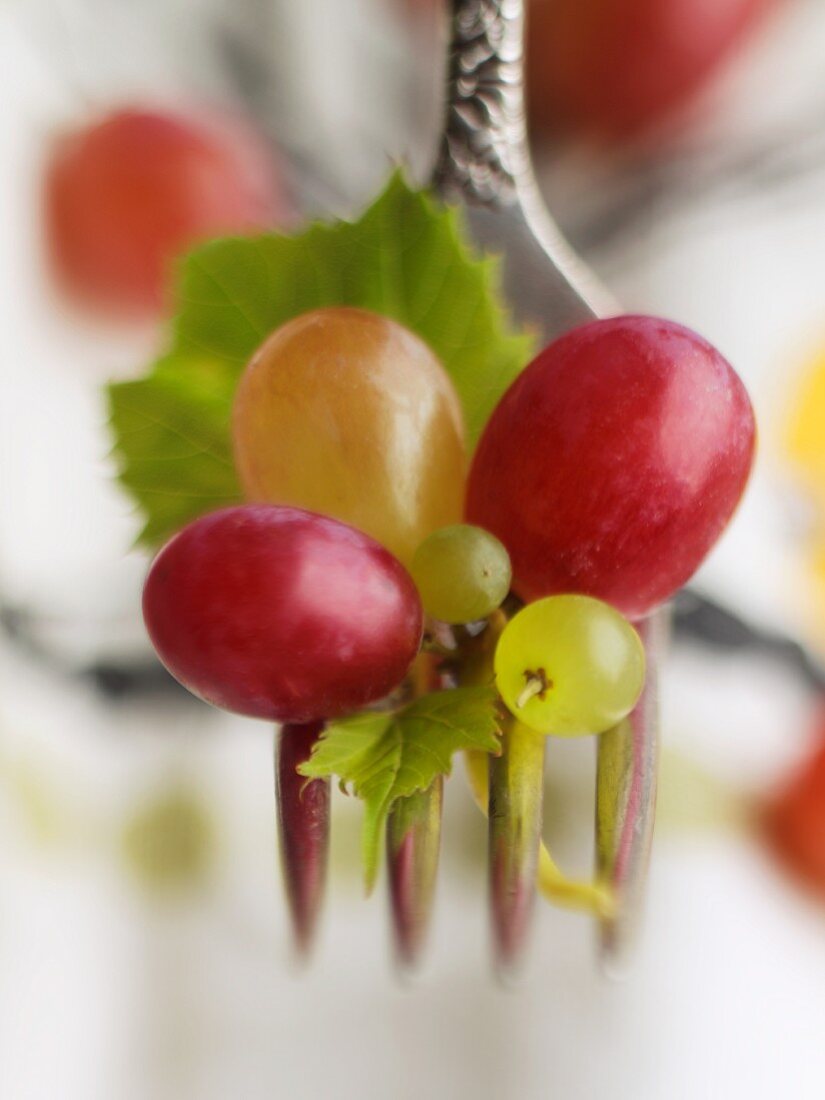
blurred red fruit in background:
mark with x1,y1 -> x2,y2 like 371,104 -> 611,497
527,0 -> 779,141
762,729 -> 825,900
44,105 -> 288,317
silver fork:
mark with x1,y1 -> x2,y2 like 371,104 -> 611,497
429,0 -> 660,978
275,0 -> 660,977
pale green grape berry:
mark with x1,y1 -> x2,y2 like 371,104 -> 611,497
494,595 -> 645,736
411,524 -> 512,624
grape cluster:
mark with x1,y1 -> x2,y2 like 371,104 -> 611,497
143,307 -> 755,738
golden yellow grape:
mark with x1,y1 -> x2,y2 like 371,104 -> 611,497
232,307 -> 466,564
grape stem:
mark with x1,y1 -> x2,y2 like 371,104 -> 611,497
515,668 -> 550,709
385,650 -> 445,971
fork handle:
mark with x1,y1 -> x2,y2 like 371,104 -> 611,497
433,1 -> 612,320
434,0 -> 529,206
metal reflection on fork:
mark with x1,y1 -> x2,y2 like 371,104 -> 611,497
273,0 -> 660,976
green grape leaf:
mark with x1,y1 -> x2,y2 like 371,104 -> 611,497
108,355 -> 242,545
107,170 -> 535,548
299,686 -> 501,891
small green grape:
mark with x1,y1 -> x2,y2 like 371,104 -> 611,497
411,524 -> 512,624
494,595 -> 645,736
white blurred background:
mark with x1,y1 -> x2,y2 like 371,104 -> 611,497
2,1 -> 825,1097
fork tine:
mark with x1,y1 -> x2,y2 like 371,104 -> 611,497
385,650 -> 445,972
387,778 -> 444,973
595,612 -> 663,973
488,719 -> 545,980
275,722 -> 330,958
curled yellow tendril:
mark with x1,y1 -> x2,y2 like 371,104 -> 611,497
464,748 -> 616,918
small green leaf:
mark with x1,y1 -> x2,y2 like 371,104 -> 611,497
108,170 -> 535,548
299,686 -> 501,890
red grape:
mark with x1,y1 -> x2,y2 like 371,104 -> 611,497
143,505 -> 423,722
527,0 -> 778,140
466,316 -> 755,620
44,105 -> 286,316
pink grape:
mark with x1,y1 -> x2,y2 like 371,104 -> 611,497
143,505 -> 423,722
44,105 -> 287,315
466,316 -> 756,620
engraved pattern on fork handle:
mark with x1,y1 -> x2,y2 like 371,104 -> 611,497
433,0 -> 529,207
433,0 -> 615,330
